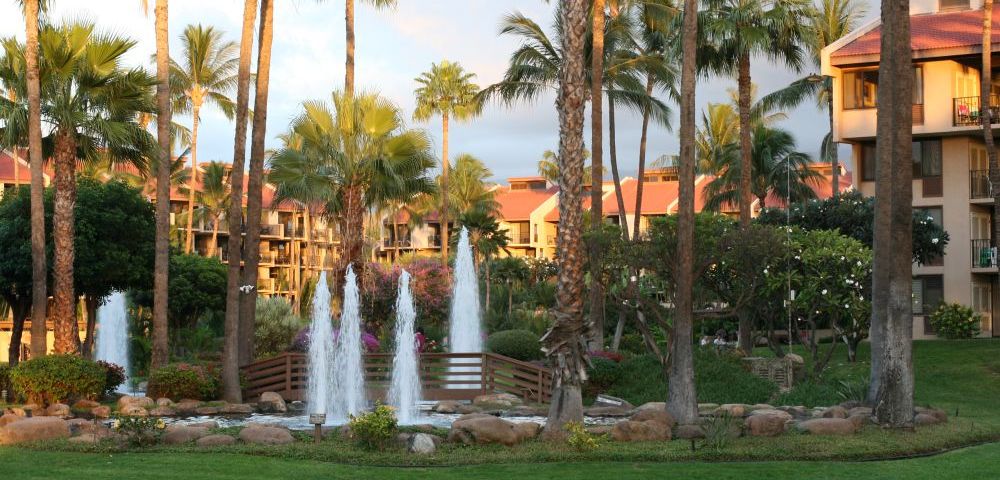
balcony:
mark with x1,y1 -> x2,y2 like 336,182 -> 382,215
971,170 -> 994,199
971,239 -> 997,269
260,224 -> 284,238
954,96 -> 1000,127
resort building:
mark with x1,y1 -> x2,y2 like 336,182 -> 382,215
821,0 -> 999,338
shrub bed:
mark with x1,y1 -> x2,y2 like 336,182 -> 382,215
930,303 -> 981,340
9,354 -> 106,405
486,329 -> 542,361
97,361 -> 127,397
146,363 -> 221,401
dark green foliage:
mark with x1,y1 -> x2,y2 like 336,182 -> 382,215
486,329 -> 542,361
97,360 -> 127,397
133,254 -> 227,332
254,297 -> 305,360
10,354 -> 106,405
348,404 -> 398,451
774,380 -> 840,408
756,191 -> 949,265
146,363 -> 222,401
0,363 -> 11,401
583,357 -> 622,398
593,351 -> 777,405
929,303 -> 981,340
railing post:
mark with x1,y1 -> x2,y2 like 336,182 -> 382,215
285,353 -> 292,400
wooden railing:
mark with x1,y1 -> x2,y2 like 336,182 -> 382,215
241,352 -> 553,404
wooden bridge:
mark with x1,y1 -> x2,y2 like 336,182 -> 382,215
241,352 -> 553,404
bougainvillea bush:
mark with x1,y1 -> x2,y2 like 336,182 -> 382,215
147,363 -> 221,401
359,259 -> 451,335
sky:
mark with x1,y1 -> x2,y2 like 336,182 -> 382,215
0,0 -> 874,182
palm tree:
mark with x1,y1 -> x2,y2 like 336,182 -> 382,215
455,208 -> 510,308
411,153 -> 498,221
670,0 -> 701,427
23,0 -> 47,359
541,0 -> 589,436
221,0 -> 258,402
269,91 -> 435,277
702,125 -> 823,211
759,0 -> 865,197
345,0 -> 396,96
169,24 -> 238,254
869,0 -> 914,427
537,148 -> 591,185
695,103 -> 740,173
700,0 -> 812,228
0,22 -> 157,353
413,60 -> 482,263
191,162 -> 231,258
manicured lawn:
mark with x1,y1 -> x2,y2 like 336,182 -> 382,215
4,442 -> 1000,479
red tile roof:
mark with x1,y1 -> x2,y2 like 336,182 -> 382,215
605,178 -> 677,216
496,185 -> 559,221
832,8 -> 1000,59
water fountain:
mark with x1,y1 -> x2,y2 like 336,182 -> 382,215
388,270 -> 422,424
330,265 -> 366,422
449,227 -> 483,387
94,291 -> 130,393
305,272 -> 335,421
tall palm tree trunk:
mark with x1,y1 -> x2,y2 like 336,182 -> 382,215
25,0 -> 48,358
607,98 -> 629,241
828,92 -> 839,197
632,76 -> 654,242
239,0 -> 275,371
340,185 -> 365,272
440,112 -> 450,262
152,0 -> 172,370
588,0 -> 606,352
184,103 -> 201,253
542,0 -> 589,438
668,0 -> 700,427
736,53 -> 754,354
51,130 -> 79,354
222,0 -> 259,402
983,0 -> 1000,335
346,0 -> 355,97
210,214 -> 220,257
869,0 -> 914,427
7,302 -> 29,365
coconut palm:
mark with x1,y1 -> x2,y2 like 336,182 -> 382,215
699,0 -> 812,228
759,0 -> 865,197
269,91 -> 435,276
540,0 -> 589,434
169,24 -> 238,254
413,60 -> 482,263
344,0 -> 396,96
537,148 -> 592,186
222,0 -> 259,402
455,208 -> 510,308
702,125 -> 823,212
0,21 -> 157,353
697,89 -> 787,174
192,162 -> 231,258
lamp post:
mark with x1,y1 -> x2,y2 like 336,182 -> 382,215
309,413 -> 326,444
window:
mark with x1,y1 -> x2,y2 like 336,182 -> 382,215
912,139 -> 942,178
844,67 -> 922,109
860,143 -> 876,181
912,275 -> 944,316
939,0 -> 970,10
915,207 -> 943,228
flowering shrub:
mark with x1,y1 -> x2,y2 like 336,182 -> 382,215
97,360 -> 127,397
348,404 -> 398,450
565,421 -> 600,452
930,303 -> 981,339
289,328 -> 380,353
359,260 -> 451,333
147,363 -> 221,401
10,355 -> 105,405
113,415 -> 165,447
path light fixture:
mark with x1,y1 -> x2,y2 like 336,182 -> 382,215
309,413 -> 326,444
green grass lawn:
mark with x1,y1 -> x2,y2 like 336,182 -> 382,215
3,339 -> 999,478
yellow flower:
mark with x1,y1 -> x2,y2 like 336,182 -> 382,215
112,420 -> 121,430
155,420 -> 166,429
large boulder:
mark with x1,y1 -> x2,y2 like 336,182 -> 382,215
45,403 -> 72,419
630,409 -> 675,428
714,404 -> 749,418
195,406 -> 221,416
583,406 -> 632,417
221,403 -> 254,415
239,425 -> 295,445
162,425 -> 210,444
117,396 -> 154,411
635,402 -> 666,413
0,417 -> 70,445
821,406 -> 849,419
674,424 -> 705,440
610,419 -> 671,442
257,392 -> 287,414
512,422 -> 541,442
914,413 -> 944,426
915,407 -> 948,424
472,393 -> 523,409
72,400 -> 101,410
432,401 -> 461,414
848,406 -> 872,418
156,398 -> 175,407
795,418 -> 861,435
448,415 -> 522,446
0,413 -> 22,428
407,433 -> 437,454
196,434 -> 236,447
149,407 -> 176,417
91,406 -> 111,419
746,412 -> 790,437
120,405 -> 148,417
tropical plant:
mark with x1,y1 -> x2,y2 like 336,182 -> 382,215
254,297 -> 305,359
269,91 -> 435,275
929,303 -> 981,340
408,153 -> 498,231
0,21 -> 157,353
701,124 -> 822,212
151,0 -> 175,373
413,60 -> 482,263
537,148 -> 591,186
347,403 -> 398,450
185,161 -> 232,258
699,0 -> 813,227
169,24 -> 238,254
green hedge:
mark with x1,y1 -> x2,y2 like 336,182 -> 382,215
930,303 -> 981,340
10,355 -> 105,405
147,363 -> 221,401
486,329 -> 542,361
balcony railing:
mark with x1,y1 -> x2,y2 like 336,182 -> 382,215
954,95 -> 1000,126
260,224 -> 283,237
971,170 -> 993,199
971,239 -> 996,268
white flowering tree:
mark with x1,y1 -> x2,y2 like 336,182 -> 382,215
768,228 -> 873,372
